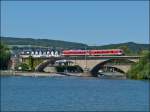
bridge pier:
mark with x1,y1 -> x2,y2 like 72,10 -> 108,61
82,70 -> 93,77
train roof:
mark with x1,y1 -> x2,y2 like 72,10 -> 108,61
63,49 -> 123,51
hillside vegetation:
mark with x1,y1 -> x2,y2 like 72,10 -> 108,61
1,37 -> 88,49
1,37 -> 149,54
0,43 -> 11,70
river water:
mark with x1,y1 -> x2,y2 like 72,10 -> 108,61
1,76 -> 149,111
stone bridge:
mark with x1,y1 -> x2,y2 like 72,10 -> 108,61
68,56 -> 139,76
21,56 -> 140,77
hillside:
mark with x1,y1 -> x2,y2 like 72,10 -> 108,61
1,37 -> 149,53
88,42 -> 149,53
1,37 -> 88,49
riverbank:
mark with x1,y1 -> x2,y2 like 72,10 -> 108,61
0,70 -> 83,77
0,70 -> 127,80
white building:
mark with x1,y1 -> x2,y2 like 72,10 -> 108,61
20,50 -> 61,58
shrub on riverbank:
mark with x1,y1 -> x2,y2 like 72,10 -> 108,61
15,63 -> 29,71
127,51 -> 150,79
0,43 -> 11,70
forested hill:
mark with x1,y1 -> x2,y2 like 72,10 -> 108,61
1,37 -> 149,53
1,37 -> 88,49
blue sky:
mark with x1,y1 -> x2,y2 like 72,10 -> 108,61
1,1 -> 149,45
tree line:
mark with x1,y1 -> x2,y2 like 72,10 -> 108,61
0,43 -> 11,70
127,50 -> 150,79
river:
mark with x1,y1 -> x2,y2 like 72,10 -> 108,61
1,76 -> 149,111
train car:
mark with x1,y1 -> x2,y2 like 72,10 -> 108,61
62,49 -> 124,56
89,49 -> 123,56
62,50 -> 89,56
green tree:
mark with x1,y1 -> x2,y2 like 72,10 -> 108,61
118,45 -> 132,55
127,51 -> 150,79
0,43 -> 11,70
28,55 -> 34,71
16,63 -> 29,71
138,50 -> 149,56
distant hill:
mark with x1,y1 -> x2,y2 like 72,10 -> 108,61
88,42 -> 149,53
1,37 -> 88,49
1,37 -> 149,53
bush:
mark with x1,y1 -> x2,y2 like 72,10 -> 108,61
127,51 -> 150,80
0,43 -> 11,70
16,63 -> 29,71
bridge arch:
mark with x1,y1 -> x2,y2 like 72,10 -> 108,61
90,58 -> 135,77
35,58 -> 58,72
35,58 -> 82,72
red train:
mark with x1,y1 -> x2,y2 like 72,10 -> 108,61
62,49 -> 124,56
